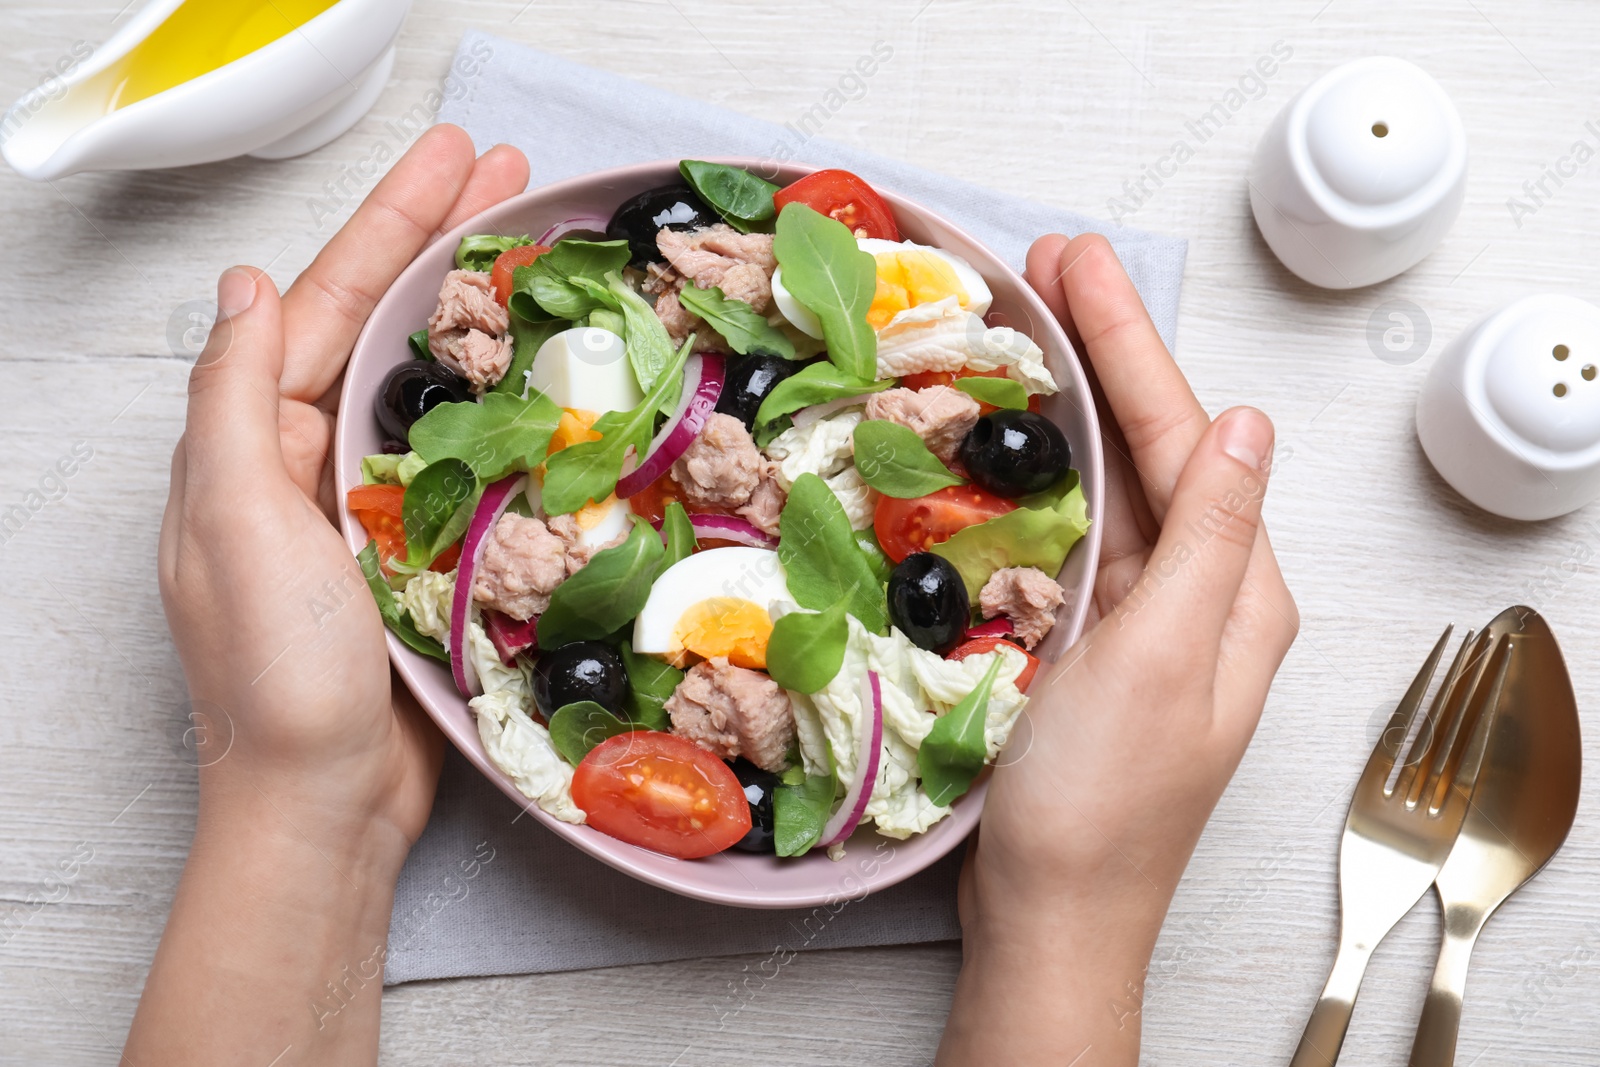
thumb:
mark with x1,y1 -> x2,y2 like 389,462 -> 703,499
183,266 -> 287,496
1117,407 -> 1275,657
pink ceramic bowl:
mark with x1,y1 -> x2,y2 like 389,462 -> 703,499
335,159 -> 1105,908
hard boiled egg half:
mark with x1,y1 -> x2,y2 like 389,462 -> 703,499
772,238 -> 993,338
632,547 -> 794,669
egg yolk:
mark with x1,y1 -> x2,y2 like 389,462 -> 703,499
672,597 -> 773,669
867,251 -> 969,330
548,407 -> 602,455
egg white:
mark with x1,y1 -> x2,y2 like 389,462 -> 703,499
632,547 -> 793,658
771,238 -> 994,339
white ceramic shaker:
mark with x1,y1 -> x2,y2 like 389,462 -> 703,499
1249,56 -> 1467,289
1417,294 -> 1600,520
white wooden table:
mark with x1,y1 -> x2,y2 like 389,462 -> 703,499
4,1 -> 1600,1063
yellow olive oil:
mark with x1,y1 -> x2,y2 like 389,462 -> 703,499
105,0 -> 340,111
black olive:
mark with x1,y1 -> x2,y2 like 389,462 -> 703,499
375,360 -> 472,445
532,641 -> 629,720
715,355 -> 800,429
730,759 -> 780,853
886,553 -> 970,654
606,184 -> 716,267
958,410 -> 1072,498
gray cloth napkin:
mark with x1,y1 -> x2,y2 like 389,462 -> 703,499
384,30 -> 1188,986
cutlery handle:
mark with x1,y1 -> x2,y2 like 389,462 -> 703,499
1289,939 -> 1375,1067
1407,906 -> 1487,1067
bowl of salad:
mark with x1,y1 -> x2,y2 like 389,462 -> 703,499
335,159 -> 1105,907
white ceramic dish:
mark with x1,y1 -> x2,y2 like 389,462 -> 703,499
334,159 -> 1105,907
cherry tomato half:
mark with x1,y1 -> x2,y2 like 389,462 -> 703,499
948,636 -> 1040,693
490,243 -> 551,307
899,367 -> 1042,414
774,169 -> 900,240
874,485 -> 1017,563
571,732 -> 752,859
347,483 -> 458,573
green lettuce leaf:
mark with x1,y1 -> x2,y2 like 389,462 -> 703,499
679,160 -> 779,233
407,390 -> 562,482
954,376 -> 1028,410
548,701 -> 633,766
932,474 -> 1090,600
766,601 -> 848,694
620,641 -> 680,732
778,473 -> 889,633
678,282 -> 795,358
455,233 -> 533,272
752,361 -> 893,435
537,519 -> 664,648
852,419 -> 964,498
917,656 -> 1004,806
772,204 -> 877,380
774,769 -> 838,857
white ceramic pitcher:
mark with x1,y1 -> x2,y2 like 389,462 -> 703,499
1,0 -> 409,181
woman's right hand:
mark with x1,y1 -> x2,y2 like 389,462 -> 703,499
940,233 -> 1298,1067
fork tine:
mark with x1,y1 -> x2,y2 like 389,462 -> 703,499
1392,628 -> 1478,801
1361,625 -> 1453,787
1425,633 -> 1511,815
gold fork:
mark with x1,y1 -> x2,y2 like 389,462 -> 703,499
1289,627 -> 1512,1067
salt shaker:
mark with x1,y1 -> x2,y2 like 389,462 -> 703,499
1417,294 -> 1600,521
1249,56 -> 1467,289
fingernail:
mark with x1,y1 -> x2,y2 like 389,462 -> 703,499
1220,408 -> 1274,473
217,268 -> 256,319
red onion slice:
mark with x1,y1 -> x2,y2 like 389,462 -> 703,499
820,670 -> 883,848
688,513 -> 777,548
790,393 -> 879,430
484,609 -> 539,667
963,617 -> 1013,641
449,473 -> 528,697
536,216 -> 611,245
616,353 -> 725,499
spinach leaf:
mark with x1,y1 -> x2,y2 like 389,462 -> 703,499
492,311 -> 564,396
766,601 -> 849,694
852,420 -> 964,498
752,361 -> 893,433
772,204 -> 878,380
537,519 -> 665,648
917,656 -> 1004,806
954,376 -> 1028,410
456,233 -> 533,272
400,459 -> 477,571
506,239 -> 632,323
778,473 -> 889,633
853,527 -> 893,585
620,640 -> 680,732
679,160 -> 778,233
357,541 -> 449,662
660,501 -> 696,573
541,337 -> 694,515
678,282 -> 796,359
548,701 -> 634,766
571,271 -> 680,401
408,328 -> 432,361
408,390 -> 562,481
774,769 -> 838,857
932,474 -> 1089,599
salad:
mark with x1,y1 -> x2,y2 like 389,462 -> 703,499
350,161 -> 1090,861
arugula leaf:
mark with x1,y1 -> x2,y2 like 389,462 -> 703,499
679,160 -> 778,233
357,541 -> 449,662
660,501 -> 696,572
678,282 -> 796,359
537,519 -> 665,648
492,311 -> 564,397
456,233 -> 533,272
954,376 -> 1028,410
854,527 -> 893,585
408,328 -> 432,361
773,204 -> 878,380
852,420 -> 964,498
918,656 -> 1004,806
571,271 -> 680,400
620,641 -> 680,732
400,459 -> 477,571
766,601 -> 848,694
548,701 -> 634,766
541,337 -> 694,515
774,769 -> 838,857
778,473 -> 889,633
753,361 -> 894,433
506,239 -> 632,323
932,474 -> 1089,600
408,390 -> 562,481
